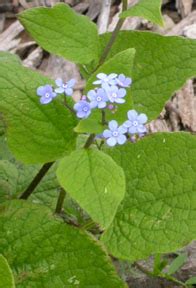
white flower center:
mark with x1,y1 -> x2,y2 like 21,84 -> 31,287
133,120 -> 138,127
62,84 -> 67,89
112,131 -> 118,137
112,92 -> 117,98
45,93 -> 50,98
83,106 -> 88,112
96,96 -> 102,102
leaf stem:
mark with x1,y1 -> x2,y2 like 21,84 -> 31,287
19,162 -> 54,200
98,0 -> 128,66
101,110 -> 107,125
55,188 -> 66,214
83,133 -> 96,149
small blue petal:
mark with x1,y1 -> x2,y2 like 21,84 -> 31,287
128,126 -> 137,134
40,96 -> 52,104
55,87 -> 64,94
37,86 -> 45,96
107,137 -> 117,147
55,78 -> 63,87
127,110 -> 138,120
77,111 -> 86,118
115,98 -> 125,104
109,120 -> 118,131
137,113 -> 148,124
103,129 -> 112,138
98,101 -> 107,109
117,134 -> 127,145
67,79 -> 76,88
65,88 -> 73,96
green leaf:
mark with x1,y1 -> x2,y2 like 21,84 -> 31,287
0,51 -> 21,64
56,149 -> 126,228
77,49 -> 135,134
0,159 -> 86,224
167,253 -> 188,275
0,161 -> 18,202
186,277 -> 196,285
0,57 -> 77,164
74,118 -> 104,134
0,200 -> 125,288
19,4 -> 99,65
0,255 -> 15,288
0,134 -> 14,161
153,254 -> 168,275
120,0 -> 164,26
99,31 -> 196,121
0,159 -> 59,204
102,133 -> 196,261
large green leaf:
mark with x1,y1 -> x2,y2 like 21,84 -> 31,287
0,56 -> 77,164
98,31 -> 196,121
0,160 -> 58,204
0,161 -> 18,202
0,201 -> 125,287
0,159 -> 86,224
102,133 -> 196,261
120,0 -> 164,26
56,149 -> 126,228
0,255 -> 15,288
75,49 -> 135,134
19,4 -> 99,65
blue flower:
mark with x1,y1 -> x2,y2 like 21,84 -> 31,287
123,110 -> 148,135
116,74 -> 132,88
103,120 -> 127,147
55,78 -> 76,96
36,84 -> 57,104
87,88 -> 108,109
74,100 -> 92,119
104,84 -> 126,104
93,73 -> 117,86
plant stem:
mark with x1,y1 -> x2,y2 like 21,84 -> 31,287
101,110 -> 107,125
55,188 -> 66,214
19,162 -> 54,200
135,263 -> 187,287
83,133 -> 96,149
98,0 -> 128,66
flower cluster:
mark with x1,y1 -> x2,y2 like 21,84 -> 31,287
74,73 -> 132,119
36,78 -> 76,104
36,72 -> 148,147
102,110 -> 148,147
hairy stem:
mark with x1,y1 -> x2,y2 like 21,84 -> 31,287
55,188 -> 66,214
98,0 -> 128,66
19,162 -> 54,200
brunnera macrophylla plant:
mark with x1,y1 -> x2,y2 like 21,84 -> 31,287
0,0 -> 196,287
